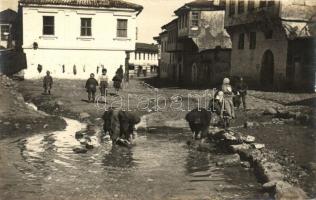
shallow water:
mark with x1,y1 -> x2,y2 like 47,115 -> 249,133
0,118 -> 265,200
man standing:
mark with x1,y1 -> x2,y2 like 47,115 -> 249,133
43,71 -> 53,95
236,77 -> 248,111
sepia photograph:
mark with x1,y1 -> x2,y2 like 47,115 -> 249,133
0,0 -> 315,199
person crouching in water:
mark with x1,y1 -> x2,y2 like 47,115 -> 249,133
112,72 -> 122,95
221,78 -> 235,120
43,71 -> 53,95
85,73 -> 98,103
99,69 -> 109,97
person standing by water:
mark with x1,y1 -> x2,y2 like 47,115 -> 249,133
85,73 -> 98,103
221,77 -> 235,119
112,72 -> 122,95
116,65 -> 124,89
99,69 -> 109,97
43,71 -> 53,95
236,77 -> 248,111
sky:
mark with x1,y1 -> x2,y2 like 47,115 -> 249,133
0,0 -> 192,43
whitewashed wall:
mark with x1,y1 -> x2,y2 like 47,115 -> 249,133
22,5 -> 138,79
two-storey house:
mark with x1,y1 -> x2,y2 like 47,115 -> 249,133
174,0 -> 232,86
19,0 -> 143,79
225,0 -> 316,91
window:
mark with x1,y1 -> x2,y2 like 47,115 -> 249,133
229,0 -> 236,16
238,0 -> 245,14
238,33 -> 244,49
117,19 -> 128,38
148,53 -> 150,60
259,0 -> 267,8
267,0 -> 275,6
135,52 -> 137,60
81,18 -> 91,36
43,16 -> 54,35
138,52 -> 141,59
191,12 -> 199,27
184,13 -> 188,28
1,25 -> 10,41
248,0 -> 255,12
249,32 -> 256,49
143,53 -> 145,60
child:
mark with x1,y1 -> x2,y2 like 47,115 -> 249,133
112,72 -> 122,94
99,69 -> 108,96
43,71 -> 53,95
85,73 -> 98,102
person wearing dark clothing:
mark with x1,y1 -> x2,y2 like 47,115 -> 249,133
43,71 -> 53,95
116,65 -> 124,80
85,73 -> 98,102
236,77 -> 248,110
112,73 -> 122,94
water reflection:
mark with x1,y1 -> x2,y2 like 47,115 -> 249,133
102,146 -> 136,169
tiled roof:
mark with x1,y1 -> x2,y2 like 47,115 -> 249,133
19,0 -> 143,11
135,42 -> 158,53
174,0 -> 224,15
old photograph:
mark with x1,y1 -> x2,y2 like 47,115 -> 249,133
0,0 -> 315,199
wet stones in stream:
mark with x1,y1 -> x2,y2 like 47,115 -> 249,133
73,124 -> 98,154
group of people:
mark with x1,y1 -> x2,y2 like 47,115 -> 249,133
210,77 -> 248,127
85,65 -> 124,102
42,66 -> 125,102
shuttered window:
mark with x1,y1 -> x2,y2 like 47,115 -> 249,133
117,19 -> 128,38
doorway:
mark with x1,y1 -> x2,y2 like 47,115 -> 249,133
260,50 -> 274,88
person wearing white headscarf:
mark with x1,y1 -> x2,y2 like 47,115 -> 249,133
221,78 -> 235,119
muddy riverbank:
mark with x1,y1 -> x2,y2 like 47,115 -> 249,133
0,75 -> 66,139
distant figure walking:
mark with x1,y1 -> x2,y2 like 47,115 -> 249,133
116,65 -> 124,80
236,77 -> 248,111
99,69 -> 109,96
43,71 -> 53,95
85,73 -> 98,103
112,72 -> 122,94
221,78 -> 235,119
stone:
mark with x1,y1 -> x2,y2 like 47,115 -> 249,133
79,112 -> 90,120
85,143 -> 94,149
43,124 -> 49,129
243,135 -> 256,143
73,147 -> 88,154
241,161 -> 251,168
263,108 -> 277,115
75,131 -> 85,139
55,100 -> 64,106
252,143 -> 265,150
229,144 -> 251,153
197,142 -> 216,153
222,132 -> 237,142
79,138 -> 88,145
262,180 -> 278,190
244,122 -> 259,129
275,182 -> 307,200
216,154 -> 240,166
3,122 -> 11,125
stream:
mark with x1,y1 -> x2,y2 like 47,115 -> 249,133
0,116 -> 267,200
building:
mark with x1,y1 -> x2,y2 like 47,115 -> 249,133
19,0 -> 143,79
129,42 -> 158,77
225,0 -> 316,91
0,9 -> 18,49
155,0 -> 232,87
